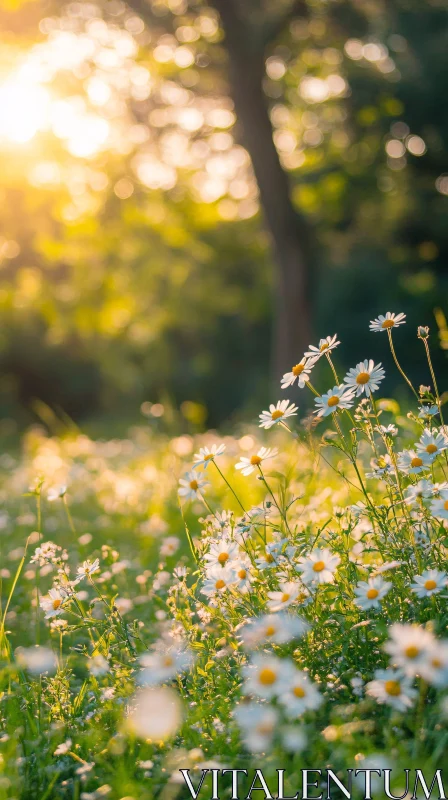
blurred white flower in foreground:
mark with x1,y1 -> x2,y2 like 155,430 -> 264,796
126,687 -> 182,740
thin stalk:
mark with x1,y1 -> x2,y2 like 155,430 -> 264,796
388,329 -> 419,401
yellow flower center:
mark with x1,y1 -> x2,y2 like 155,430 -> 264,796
271,409 -> 284,420
444,500 -> 448,511
215,579 -> 226,590
356,371 -> 370,385
281,593 -> 290,603
405,646 -> 420,659
238,569 -> 247,579
265,625 -> 276,637
381,319 -> 395,329
292,363 -> 305,376
265,553 -> 275,563
426,444 -> 438,454
293,686 -> 306,698
189,480 -> 199,491
385,680 -> 401,696
424,579 -> 437,591
410,457 -> 423,468
250,455 -> 262,466
218,552 -> 229,565
163,656 -> 174,667
258,668 -> 277,686
366,588 -> 379,600
320,342 -> 330,351
256,722 -> 274,735
431,658 -> 442,668
313,560 -> 325,572
52,598 -> 62,610
327,396 -> 339,408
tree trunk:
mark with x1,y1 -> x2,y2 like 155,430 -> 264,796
209,0 -> 314,379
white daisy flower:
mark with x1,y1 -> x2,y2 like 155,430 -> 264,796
366,454 -> 393,479
234,703 -> 278,753
366,668 -> 416,711
193,443 -> 226,469
305,334 -> 340,358
87,654 -> 109,677
280,356 -> 318,389
231,554 -> 254,592
430,489 -> 448,519
235,447 -> 278,476
411,569 -> 447,598
201,564 -> 237,598
419,641 -> 448,688
259,400 -> 298,429
138,645 -> 192,686
178,470 -> 208,501
384,623 -> 435,676
397,449 -> 433,475
279,666 -> 322,716
242,654 -> 289,699
296,548 -> 341,586
47,485 -> 67,501
314,385 -> 356,417
369,312 -> 406,333
239,613 -> 308,649
404,479 -> 435,506
416,428 -> 448,459
40,587 -> 68,619
254,540 -> 286,571
375,424 -> 398,437
76,559 -> 100,580
267,580 -> 305,612
343,360 -> 385,396
204,539 -> 240,569
418,404 -> 439,418
16,645 -> 58,675
353,576 -> 392,610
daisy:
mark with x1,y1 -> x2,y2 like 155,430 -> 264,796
305,334 -> 340,358
234,703 -> 278,753
40,587 -> 68,619
384,623 -> 435,676
416,428 -> 448,459
76,559 -> 100,579
296,548 -> 341,586
411,569 -> 447,598
353,576 -> 392,610
397,449 -> 433,475
242,654 -> 289,699
193,443 -> 226,469
138,645 -> 192,686
259,400 -> 298,429
279,667 -> 322,716
418,404 -> 439,418
178,470 -> 208,501
369,312 -> 406,333
231,554 -> 254,592
87,654 -> 109,676
430,491 -> 448,520
203,539 -> 239,568
419,641 -> 448,688
343,360 -> 385,397
375,424 -> 398,437
267,581 -> 305,612
254,540 -> 286,571
366,668 -> 416,711
404,479 -> 435,507
235,447 -> 278,476
201,564 -> 237,598
314,385 -> 356,417
366,454 -> 393,479
47,485 -> 67,501
239,613 -> 308,649
280,356 -> 318,389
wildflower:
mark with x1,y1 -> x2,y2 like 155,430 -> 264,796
366,454 -> 393,479
267,580 -> 305,612
259,400 -> 298,429
419,641 -> 448,687
242,654 -> 288,699
235,447 -> 278,476
239,613 -> 308,649
384,623 -> 435,676
47,485 -> 67,501
160,536 -> 180,557
40,587 -> 68,619
234,703 -> 278,753
305,334 -> 340,358
138,645 -> 192,685
366,668 -> 416,710
126,687 -> 183,740
178,470 -> 208,501
87,654 -> 110,677
369,312 -> 406,333
404,479 -> 435,506
416,428 -> 448,459
279,667 -> 322,716
255,540 -> 286,571
296,548 -> 341,586
193,444 -> 226,469
16,645 -> 58,675
411,569 -> 447,598
201,564 -> 237,598
30,541 -> 60,566
280,356 -> 318,389
430,489 -> 448,520
54,739 -> 72,756
77,559 -> 100,579
282,727 -> 307,753
314,385 -> 356,417
203,539 -> 239,568
418,404 -> 439,418
343,360 -> 385,396
232,554 -> 254,591
375,424 -> 398,437
397,449 -> 433,475
353,576 -> 392,610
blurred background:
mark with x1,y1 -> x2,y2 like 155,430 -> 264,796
0,0 -> 447,434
